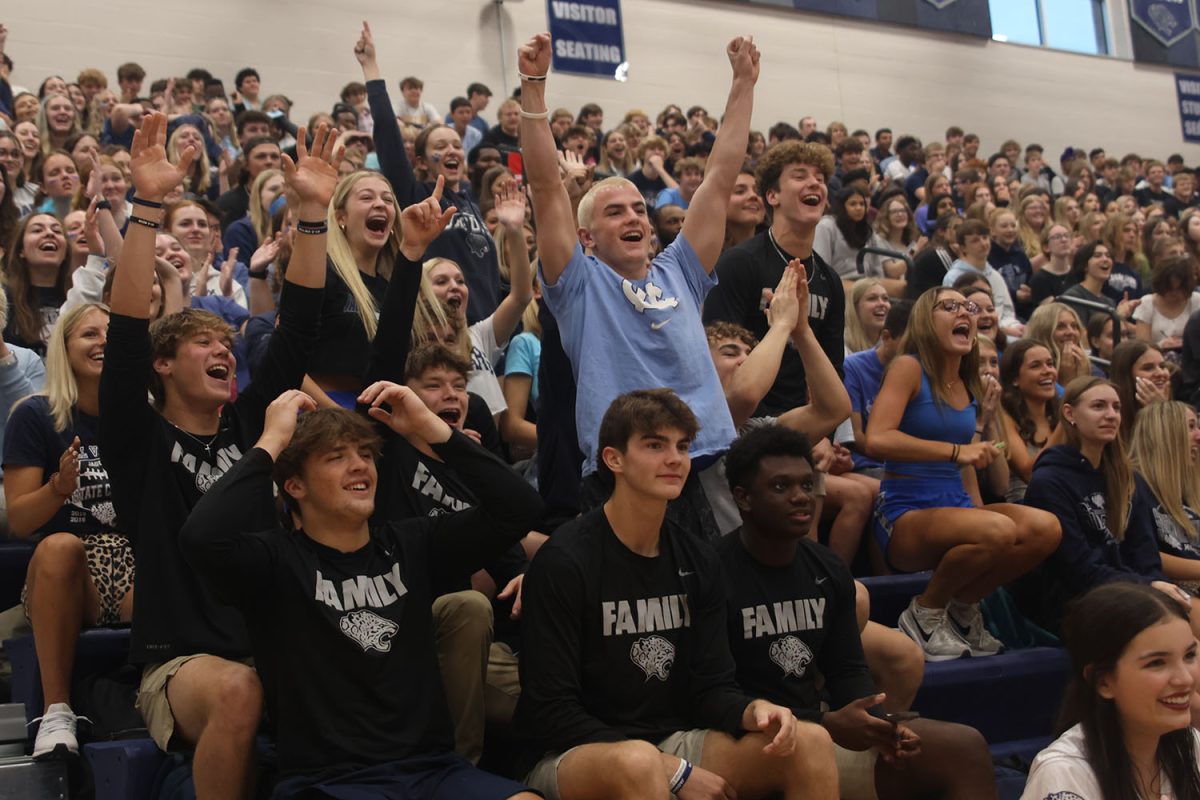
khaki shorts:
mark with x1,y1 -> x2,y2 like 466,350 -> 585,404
834,743 -> 879,800
136,654 -> 255,751
524,729 -> 708,800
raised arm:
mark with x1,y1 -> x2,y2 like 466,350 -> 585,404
680,36 -> 760,271
777,272 -> 852,439
280,124 -> 341,289
355,21 -> 423,205
488,182 -> 535,344
517,34 -> 578,285
725,262 -> 801,429
110,112 -> 196,318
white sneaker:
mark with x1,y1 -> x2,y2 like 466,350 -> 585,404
898,598 -> 970,662
948,600 -> 1005,657
31,703 -> 82,760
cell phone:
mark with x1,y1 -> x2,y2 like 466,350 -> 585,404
507,151 -> 524,181
883,711 -> 919,723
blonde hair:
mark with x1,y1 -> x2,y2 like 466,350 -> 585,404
248,168 -> 283,248
1016,195 -> 1046,259
1025,302 -> 1087,367
1062,376 -> 1134,541
413,260 -> 469,363
30,303 -> 109,432
37,93 -> 81,156
1131,401 -> 1200,539
844,278 -> 886,354
167,124 -> 212,196
577,176 -> 639,227
325,171 -> 402,340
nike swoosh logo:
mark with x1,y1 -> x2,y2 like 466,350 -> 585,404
650,317 -> 672,330
815,577 -> 827,585
678,569 -> 694,577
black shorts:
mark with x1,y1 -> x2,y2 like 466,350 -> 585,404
272,752 -> 537,799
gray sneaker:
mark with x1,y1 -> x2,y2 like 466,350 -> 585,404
898,598 -> 970,662
948,600 -> 1004,657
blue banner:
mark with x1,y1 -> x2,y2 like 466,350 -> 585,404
726,0 -> 991,38
1131,0 -> 1200,67
546,0 -> 627,80
1176,72 -> 1200,143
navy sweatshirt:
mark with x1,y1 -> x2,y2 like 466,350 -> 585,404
366,80 -> 500,324
1016,444 -> 1163,631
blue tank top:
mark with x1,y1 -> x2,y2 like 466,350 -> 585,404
884,370 -> 977,481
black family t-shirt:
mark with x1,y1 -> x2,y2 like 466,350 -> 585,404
180,434 -> 542,778
515,508 -> 754,762
716,532 -> 875,722
3,396 -> 117,536
704,232 -> 845,415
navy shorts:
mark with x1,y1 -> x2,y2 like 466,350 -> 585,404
873,476 -> 973,571
272,752 -> 538,799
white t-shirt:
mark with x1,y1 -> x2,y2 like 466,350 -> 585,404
1132,292 -> 1200,346
468,315 -> 507,415
1022,724 -> 1200,799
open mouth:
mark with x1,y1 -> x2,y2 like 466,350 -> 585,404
800,192 -> 823,207
437,407 -> 462,425
345,481 -> 372,495
620,230 -> 644,243
442,156 -> 462,173
167,255 -> 186,269
205,364 -> 230,381
39,240 -> 61,253
89,352 -> 104,363
365,215 -> 390,234
444,294 -> 462,310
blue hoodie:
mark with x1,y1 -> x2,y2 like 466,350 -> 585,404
1015,444 -> 1163,632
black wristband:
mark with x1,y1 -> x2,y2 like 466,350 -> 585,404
248,269 -> 269,280
131,196 -> 164,209
296,219 -> 328,235
93,198 -> 113,211
128,215 -> 161,230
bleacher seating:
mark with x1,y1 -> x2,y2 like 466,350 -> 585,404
0,541 -> 35,611
6,628 -> 133,723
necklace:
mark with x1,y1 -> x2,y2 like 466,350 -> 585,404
169,421 -> 222,456
767,227 -> 791,264
945,378 -> 958,390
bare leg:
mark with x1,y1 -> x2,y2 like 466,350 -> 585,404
701,725 -> 838,800
167,656 -> 262,800
950,503 -> 1061,603
26,533 -> 102,709
854,580 -> 870,632
557,740 -> 672,800
823,475 -> 875,566
875,719 -> 996,800
888,507 -> 1024,609
861,621 -> 924,711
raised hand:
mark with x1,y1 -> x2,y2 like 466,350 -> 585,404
765,261 -> 800,333
726,35 -> 761,83
358,381 -> 452,444
558,149 -> 594,201
281,124 -> 342,216
130,112 -> 196,200
257,390 -> 318,459
494,180 -> 526,230
193,253 -> 214,296
518,33 -> 552,79
220,248 -> 238,298
84,197 -> 102,257
1135,376 -> 1167,407
399,174 -> 456,260
354,20 -> 377,68
51,437 -> 82,498
85,153 -> 104,200
251,233 -> 283,273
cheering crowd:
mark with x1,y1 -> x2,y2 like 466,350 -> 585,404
4,14 -> 1200,800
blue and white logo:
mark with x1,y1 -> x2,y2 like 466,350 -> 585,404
1131,0 -> 1194,47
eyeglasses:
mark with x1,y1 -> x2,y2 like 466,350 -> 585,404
888,208 -> 908,216
0,149 -> 20,159
1047,233 -> 1070,242
935,299 -> 980,315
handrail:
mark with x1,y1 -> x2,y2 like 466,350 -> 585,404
1052,294 -> 1122,349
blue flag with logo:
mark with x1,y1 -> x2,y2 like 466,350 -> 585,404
1176,72 -> 1200,142
547,0 -> 627,79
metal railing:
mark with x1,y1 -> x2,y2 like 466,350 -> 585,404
855,245 -> 913,283
1053,293 -> 1121,372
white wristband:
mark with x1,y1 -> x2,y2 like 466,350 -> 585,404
519,108 -> 550,120
518,71 -> 547,82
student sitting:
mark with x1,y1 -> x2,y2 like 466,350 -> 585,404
940,218 -> 1022,336
719,424 -> 996,800
844,300 -> 912,481
181,390 -> 542,799
999,339 -> 1060,502
99,113 -> 334,797
515,389 -> 838,800
1130,401 -> 1200,593
866,287 -> 1060,660
1017,377 -> 1197,636
1023,583 -> 1200,799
